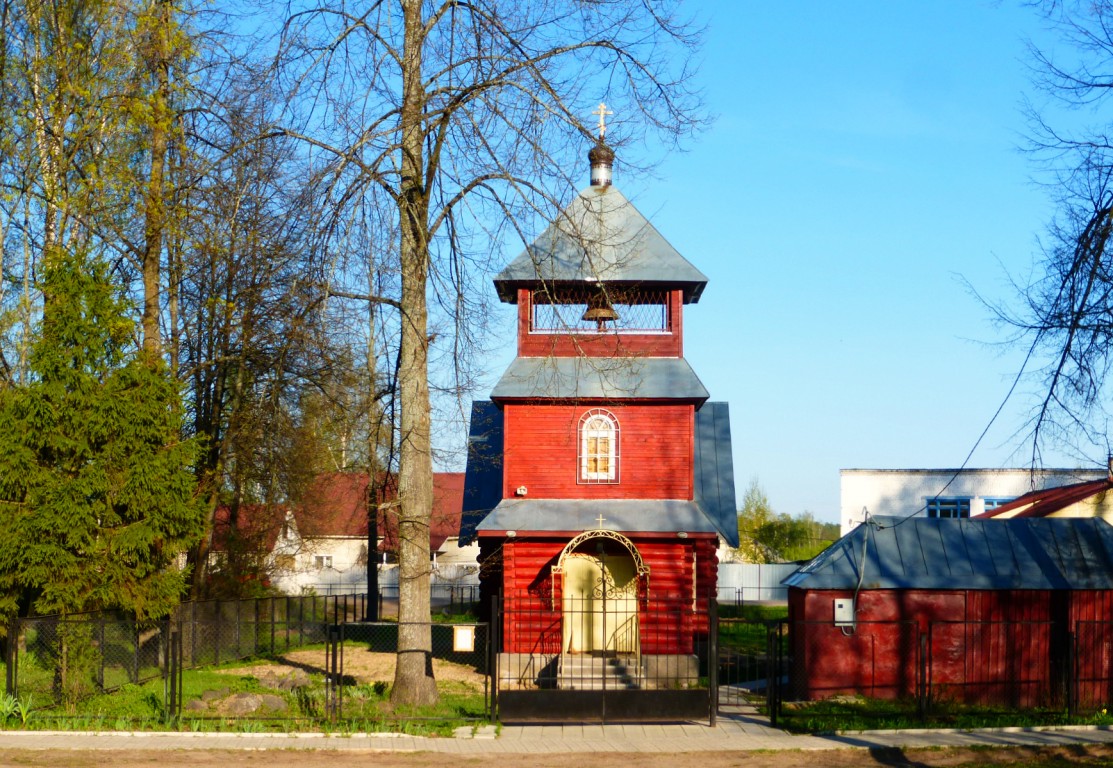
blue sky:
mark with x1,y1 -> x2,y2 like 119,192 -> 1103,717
477,2 -> 1098,523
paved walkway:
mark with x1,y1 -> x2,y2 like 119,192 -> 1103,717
0,705 -> 1111,754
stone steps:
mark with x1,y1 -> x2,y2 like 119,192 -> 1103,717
558,654 -> 643,690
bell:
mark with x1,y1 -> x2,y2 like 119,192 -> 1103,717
581,288 -> 619,327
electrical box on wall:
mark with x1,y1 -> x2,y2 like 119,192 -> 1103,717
834,598 -> 855,627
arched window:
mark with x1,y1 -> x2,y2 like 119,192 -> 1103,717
579,409 -> 619,483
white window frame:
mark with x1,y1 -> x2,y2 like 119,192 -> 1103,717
578,409 -> 620,484
313,554 -> 334,569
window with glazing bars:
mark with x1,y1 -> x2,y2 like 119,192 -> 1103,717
925,497 -> 971,518
579,409 -> 619,483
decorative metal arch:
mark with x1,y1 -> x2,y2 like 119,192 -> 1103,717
550,529 -> 649,609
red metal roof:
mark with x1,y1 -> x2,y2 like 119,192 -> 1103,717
294,471 -> 466,552
976,477 -> 1113,518
214,472 -> 466,554
211,503 -> 287,553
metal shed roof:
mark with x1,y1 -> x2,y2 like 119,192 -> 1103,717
494,185 -> 708,304
491,356 -> 709,402
783,516 -> 1113,591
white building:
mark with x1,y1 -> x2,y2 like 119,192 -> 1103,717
840,467 -> 1107,535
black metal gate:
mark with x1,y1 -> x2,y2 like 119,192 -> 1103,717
492,593 -> 717,724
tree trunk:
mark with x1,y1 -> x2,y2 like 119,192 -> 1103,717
142,0 -> 173,360
391,0 -> 437,708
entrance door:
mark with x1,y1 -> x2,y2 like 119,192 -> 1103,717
562,551 -> 638,654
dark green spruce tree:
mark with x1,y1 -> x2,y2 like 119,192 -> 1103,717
0,248 -> 205,619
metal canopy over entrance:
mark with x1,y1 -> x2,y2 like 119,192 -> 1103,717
551,528 -> 650,612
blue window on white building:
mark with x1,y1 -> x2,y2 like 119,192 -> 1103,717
982,497 -> 1014,512
926,497 -> 971,519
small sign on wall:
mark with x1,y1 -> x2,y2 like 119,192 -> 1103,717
453,625 -> 475,653
834,599 -> 855,628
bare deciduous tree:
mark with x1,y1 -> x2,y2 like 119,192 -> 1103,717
998,1 -> 1113,465
276,0 -> 705,705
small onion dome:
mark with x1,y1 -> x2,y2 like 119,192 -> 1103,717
588,141 -> 615,187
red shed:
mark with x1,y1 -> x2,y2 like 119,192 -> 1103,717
784,516 -> 1113,708
460,131 -> 738,719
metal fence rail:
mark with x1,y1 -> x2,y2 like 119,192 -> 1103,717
25,601 -> 1113,729
770,618 -> 1113,725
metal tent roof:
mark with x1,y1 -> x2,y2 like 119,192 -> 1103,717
783,516 -> 1113,591
494,185 -> 708,304
490,356 -> 709,402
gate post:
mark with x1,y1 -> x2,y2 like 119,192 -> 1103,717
709,593 -> 718,727
1068,627 -> 1076,717
163,620 -> 181,721
767,622 -> 777,729
133,622 -> 141,684
489,594 -> 501,722
97,617 -> 105,692
918,628 -> 927,721
6,615 -> 17,697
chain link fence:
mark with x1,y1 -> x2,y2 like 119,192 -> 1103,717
176,593 -> 366,667
322,621 -> 491,722
3,594 -> 368,714
9,614 -> 170,709
0,593 -> 499,730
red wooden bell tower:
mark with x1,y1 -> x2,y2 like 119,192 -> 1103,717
461,117 -> 738,696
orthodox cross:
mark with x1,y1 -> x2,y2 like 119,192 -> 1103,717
595,513 -> 607,529
593,102 -> 613,141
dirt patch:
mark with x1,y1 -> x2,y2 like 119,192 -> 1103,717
217,647 -> 486,689
1,745 -> 1113,768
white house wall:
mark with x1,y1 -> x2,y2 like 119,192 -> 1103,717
268,533 -> 481,595
840,468 -> 1106,535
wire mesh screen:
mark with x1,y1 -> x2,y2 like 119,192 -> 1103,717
530,289 -> 669,333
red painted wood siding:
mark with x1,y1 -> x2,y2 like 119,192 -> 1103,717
499,536 -> 718,655
1071,592 -> 1113,708
502,403 -> 693,499
789,588 -> 1095,706
515,289 -> 684,358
